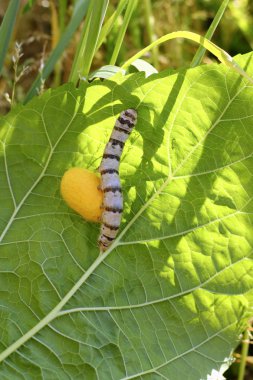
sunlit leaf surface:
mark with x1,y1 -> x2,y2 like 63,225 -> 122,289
0,53 -> 253,379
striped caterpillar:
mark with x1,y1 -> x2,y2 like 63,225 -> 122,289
98,109 -> 138,252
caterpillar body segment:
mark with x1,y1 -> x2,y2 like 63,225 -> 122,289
98,109 -> 138,252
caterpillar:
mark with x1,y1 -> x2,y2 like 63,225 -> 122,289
98,109 -> 138,252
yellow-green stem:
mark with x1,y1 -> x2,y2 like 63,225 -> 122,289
121,30 -> 253,84
238,329 -> 250,380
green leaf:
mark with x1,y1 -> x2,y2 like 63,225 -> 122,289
0,52 -> 253,379
88,65 -> 125,80
22,0 -> 36,13
129,58 -> 158,77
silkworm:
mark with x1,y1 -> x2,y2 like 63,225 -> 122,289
98,109 -> 138,252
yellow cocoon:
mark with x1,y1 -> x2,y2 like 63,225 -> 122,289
60,168 -> 103,222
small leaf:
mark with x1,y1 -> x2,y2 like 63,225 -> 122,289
88,65 -> 125,80
129,58 -> 158,77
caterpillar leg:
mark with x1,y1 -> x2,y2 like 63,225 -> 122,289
98,236 -> 109,252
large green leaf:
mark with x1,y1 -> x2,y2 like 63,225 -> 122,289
0,53 -> 253,379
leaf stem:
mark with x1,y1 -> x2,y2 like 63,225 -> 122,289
237,329 -> 250,380
121,30 -> 253,84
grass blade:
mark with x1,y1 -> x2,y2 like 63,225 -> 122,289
69,0 -> 109,84
24,0 -> 90,103
0,0 -> 21,75
96,0 -> 128,51
59,0 -> 67,34
109,0 -> 138,65
190,0 -> 230,68
143,0 -> 159,69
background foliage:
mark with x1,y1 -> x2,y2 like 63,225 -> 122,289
1,0 -> 253,113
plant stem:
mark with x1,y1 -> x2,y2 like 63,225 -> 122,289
121,30 -> 253,84
237,329 -> 250,380
59,0 -> 67,34
50,0 -> 62,88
